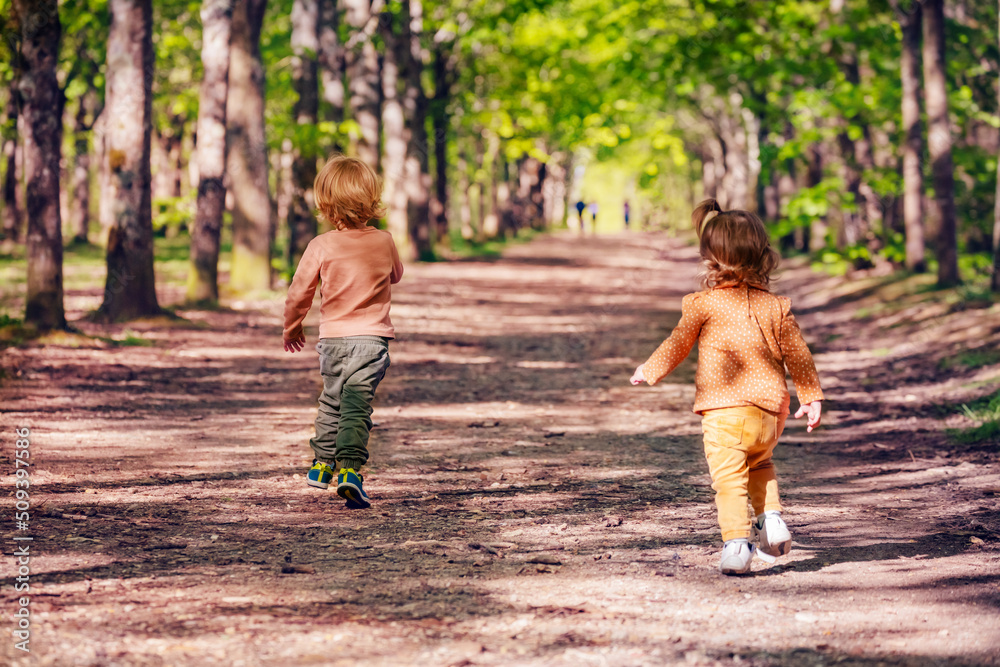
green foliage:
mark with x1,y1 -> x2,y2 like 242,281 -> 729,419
37,0 -> 1000,263
152,195 -> 195,236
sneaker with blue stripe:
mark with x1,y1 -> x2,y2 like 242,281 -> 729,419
306,460 -> 335,489
337,468 -> 371,509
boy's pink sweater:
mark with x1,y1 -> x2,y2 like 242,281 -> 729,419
283,227 -> 404,341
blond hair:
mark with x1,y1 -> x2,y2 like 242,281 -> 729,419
313,155 -> 387,230
691,198 -> 779,289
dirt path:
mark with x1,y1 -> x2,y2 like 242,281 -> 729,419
2,232 -> 999,666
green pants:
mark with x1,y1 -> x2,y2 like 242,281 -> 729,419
310,336 -> 390,471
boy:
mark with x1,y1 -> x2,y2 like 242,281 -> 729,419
283,155 -> 404,509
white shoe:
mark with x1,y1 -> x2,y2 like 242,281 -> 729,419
753,511 -> 792,557
719,539 -> 753,575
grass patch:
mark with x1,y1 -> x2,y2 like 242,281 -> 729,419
447,228 -> 543,260
949,389 -> 1000,445
116,330 -> 154,347
0,315 -> 38,348
939,348 -> 1000,371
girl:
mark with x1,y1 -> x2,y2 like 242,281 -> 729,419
630,199 -> 824,575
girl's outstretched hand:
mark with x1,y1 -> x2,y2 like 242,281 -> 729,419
630,364 -> 646,385
794,400 -> 822,432
283,334 -> 306,353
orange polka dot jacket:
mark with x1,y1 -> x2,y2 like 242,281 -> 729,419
641,284 -> 824,415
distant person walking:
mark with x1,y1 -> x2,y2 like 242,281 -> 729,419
623,200 -> 631,230
588,202 -> 598,233
575,200 -> 587,234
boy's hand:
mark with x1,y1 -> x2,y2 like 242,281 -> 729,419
283,334 -> 306,353
630,364 -> 646,385
794,400 -> 822,432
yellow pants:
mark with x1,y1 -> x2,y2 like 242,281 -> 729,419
702,406 -> 787,542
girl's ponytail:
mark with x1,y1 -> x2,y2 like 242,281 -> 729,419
692,198 -> 723,237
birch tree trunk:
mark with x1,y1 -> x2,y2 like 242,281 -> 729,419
228,0 -> 273,292
287,0 -> 320,269
900,1 -> 926,272
344,0 -> 380,170
922,0 -> 960,286
16,0 -> 66,329
188,0 -> 233,303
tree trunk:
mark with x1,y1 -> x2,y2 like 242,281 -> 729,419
829,1 -> 881,262
344,0 -> 380,170
805,145 -> 825,253
274,137 -> 294,242
430,41 -> 452,244
514,156 -> 545,230
70,97 -> 92,244
992,0 -> 1000,292
379,11 -> 408,252
228,0 -> 273,293
100,0 -> 160,320
2,79 -> 20,249
701,151 -> 717,200
497,155 -> 516,237
900,2 -> 926,272
482,132 -> 499,239
153,114 -> 183,199
96,105 -> 112,241
15,0 -> 66,329
319,0 -> 345,148
456,149 -> 472,240
542,155 -> 566,227
168,119 -> 183,198
922,0 -> 959,286
188,0 -> 233,304
401,0 -> 432,258
287,0 -> 320,270
718,114 -> 748,210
